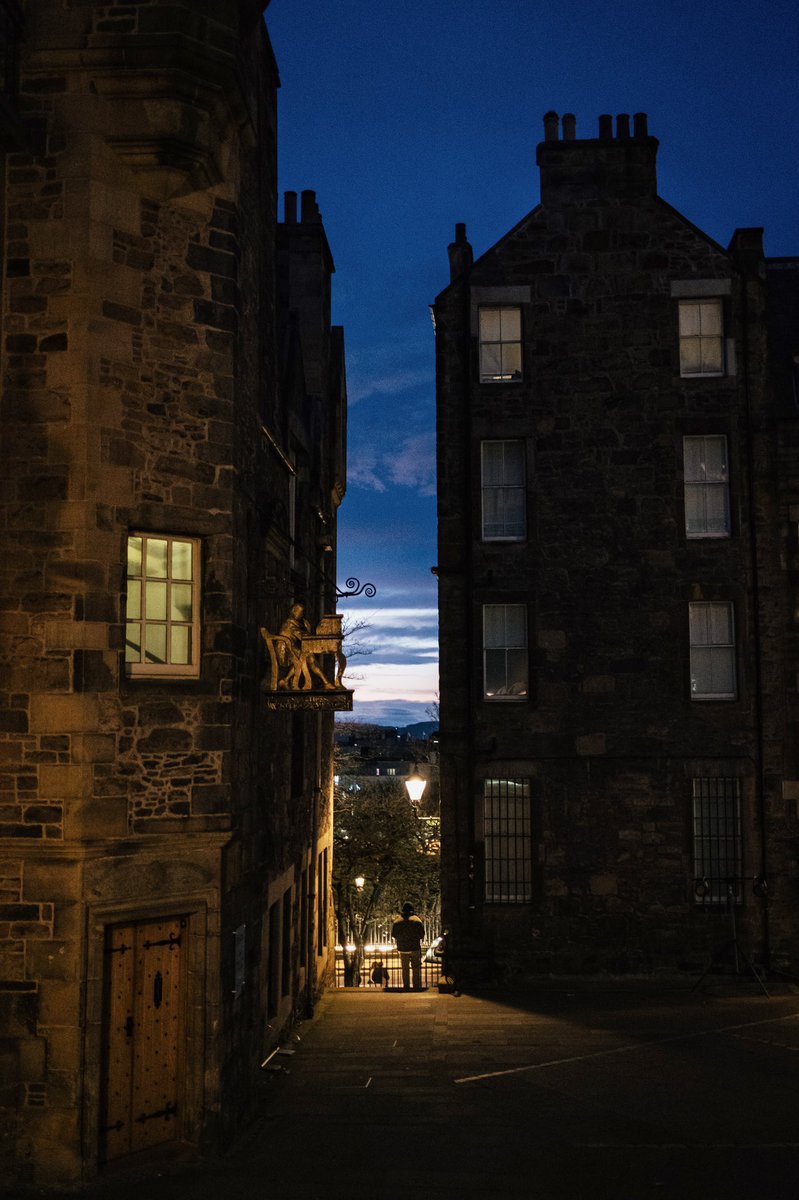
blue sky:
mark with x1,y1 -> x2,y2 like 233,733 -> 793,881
267,0 -> 799,726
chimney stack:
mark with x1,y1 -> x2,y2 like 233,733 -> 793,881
448,222 -> 473,282
537,110 -> 658,205
284,191 -> 297,223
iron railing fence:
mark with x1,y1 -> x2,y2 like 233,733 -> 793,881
335,945 -> 444,990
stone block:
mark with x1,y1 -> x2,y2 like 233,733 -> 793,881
576,734 -> 606,756
29,695 -> 99,734
38,764 -> 90,799
18,1036 -> 46,1080
23,861 -> 82,903
37,979 -> 80,1027
26,941 -> 76,983
72,734 -> 116,764
537,629 -> 567,650
63,797 -> 127,839
582,675 -> 615,694
590,874 -> 618,896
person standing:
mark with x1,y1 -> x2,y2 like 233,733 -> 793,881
391,903 -> 425,990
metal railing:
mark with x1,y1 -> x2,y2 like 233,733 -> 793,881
335,944 -> 444,990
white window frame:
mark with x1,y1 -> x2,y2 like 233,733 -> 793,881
478,306 -> 522,383
482,603 -> 528,701
483,778 -> 533,904
125,533 -> 201,678
692,778 -> 742,905
481,440 -> 527,541
689,601 -> 736,700
678,298 -> 725,377
683,435 -> 730,538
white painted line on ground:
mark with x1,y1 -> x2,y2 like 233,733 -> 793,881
454,1009 -> 799,1084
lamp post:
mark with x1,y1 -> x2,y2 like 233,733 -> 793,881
404,771 -> 427,804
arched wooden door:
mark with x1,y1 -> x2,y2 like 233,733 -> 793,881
99,916 -> 187,1162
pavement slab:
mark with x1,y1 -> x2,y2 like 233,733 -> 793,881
19,977 -> 799,1200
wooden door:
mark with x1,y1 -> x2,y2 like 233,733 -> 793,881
100,916 -> 186,1161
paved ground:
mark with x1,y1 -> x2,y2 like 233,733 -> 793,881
23,976 -> 799,1200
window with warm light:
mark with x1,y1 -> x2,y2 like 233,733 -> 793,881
689,601 -> 736,699
125,534 -> 201,677
483,604 -> 528,700
479,306 -> 522,382
484,778 -> 532,903
481,440 -> 526,541
692,778 -> 742,905
678,299 -> 724,376
683,435 -> 730,537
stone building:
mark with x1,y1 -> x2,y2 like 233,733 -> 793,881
1,0 -> 348,1188
434,111 -> 799,980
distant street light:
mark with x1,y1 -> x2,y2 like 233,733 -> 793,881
354,875 -> 365,891
404,772 -> 427,804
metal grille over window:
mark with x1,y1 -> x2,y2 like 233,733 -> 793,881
679,299 -> 724,376
683,435 -> 730,537
692,778 -> 742,905
125,534 -> 200,676
479,306 -> 522,382
688,601 -> 736,699
483,604 -> 528,699
484,778 -> 532,903
481,440 -> 526,540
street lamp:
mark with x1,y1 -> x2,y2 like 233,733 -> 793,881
404,768 -> 427,804
354,875 -> 365,891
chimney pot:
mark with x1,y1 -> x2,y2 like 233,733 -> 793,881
301,189 -> 319,223
562,113 -> 576,140
455,222 -> 468,244
616,113 -> 631,139
284,191 -> 297,223
598,114 -> 613,139
633,112 -> 648,138
543,111 -> 559,142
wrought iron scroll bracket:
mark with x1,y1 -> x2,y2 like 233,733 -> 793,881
336,577 -> 376,600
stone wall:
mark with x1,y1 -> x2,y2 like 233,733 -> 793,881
436,112 -> 798,979
1,1 -> 344,1187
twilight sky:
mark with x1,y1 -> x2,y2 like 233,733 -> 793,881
267,0 -> 799,727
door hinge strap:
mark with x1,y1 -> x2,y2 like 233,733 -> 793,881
135,1102 -> 177,1124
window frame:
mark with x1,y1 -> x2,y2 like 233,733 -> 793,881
683,434 -> 731,539
480,439 -> 527,542
678,298 -> 725,378
692,778 -> 742,906
125,533 -> 202,679
478,305 -> 523,384
483,778 -> 533,904
482,603 -> 529,701
688,601 -> 736,701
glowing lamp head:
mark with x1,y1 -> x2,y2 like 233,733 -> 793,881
404,774 -> 427,804
354,875 -> 365,891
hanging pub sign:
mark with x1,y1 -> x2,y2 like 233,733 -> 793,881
260,605 -> 353,710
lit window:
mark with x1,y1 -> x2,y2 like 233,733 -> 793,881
692,778 -> 742,905
481,440 -> 526,540
683,435 -> 730,537
679,299 -> 724,376
484,778 -> 532,903
479,306 -> 522,382
125,534 -> 200,677
689,602 -> 736,699
483,604 -> 528,700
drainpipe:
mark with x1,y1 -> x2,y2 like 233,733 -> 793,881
739,256 -> 771,971
304,718 -> 322,1018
